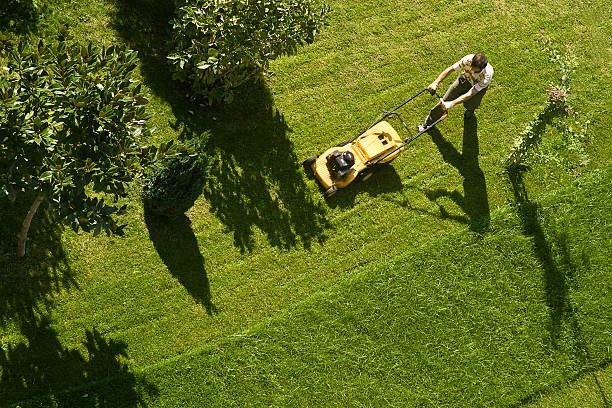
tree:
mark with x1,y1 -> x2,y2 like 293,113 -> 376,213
0,37 -> 159,257
0,0 -> 38,32
168,0 -> 330,104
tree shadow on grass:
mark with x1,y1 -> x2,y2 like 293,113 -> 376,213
105,0 -> 175,64
107,0 -> 330,253
144,212 -> 216,314
507,169 -> 588,349
0,314 -> 158,406
0,198 -> 155,406
189,82 -> 330,252
425,116 -> 491,234
0,197 -> 76,326
105,0 -> 185,106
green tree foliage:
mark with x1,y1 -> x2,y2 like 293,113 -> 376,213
142,153 -> 206,218
0,0 -> 38,31
168,0 -> 330,104
0,37 -> 154,256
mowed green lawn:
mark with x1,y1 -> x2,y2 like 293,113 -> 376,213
1,0 -> 611,406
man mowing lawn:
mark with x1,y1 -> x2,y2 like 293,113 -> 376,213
420,52 -> 494,131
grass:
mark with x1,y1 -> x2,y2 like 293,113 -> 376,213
1,0 -> 611,406
15,165 -> 612,407
527,365 -> 612,408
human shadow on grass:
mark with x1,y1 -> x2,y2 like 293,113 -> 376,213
0,314 -> 158,407
144,211 -> 216,314
425,116 -> 491,234
0,196 -> 76,326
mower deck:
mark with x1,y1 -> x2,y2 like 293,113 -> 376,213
302,87 -> 447,197
309,121 -> 403,191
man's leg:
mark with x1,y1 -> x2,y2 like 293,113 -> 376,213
422,76 -> 471,127
464,87 -> 488,118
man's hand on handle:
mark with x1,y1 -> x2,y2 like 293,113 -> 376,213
440,99 -> 454,112
427,81 -> 438,94
428,81 -> 454,111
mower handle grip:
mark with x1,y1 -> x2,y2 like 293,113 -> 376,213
426,87 -> 443,100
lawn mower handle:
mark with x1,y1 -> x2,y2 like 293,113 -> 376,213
369,112 -> 448,166
388,87 -> 441,113
426,87 -> 444,100
346,87 -> 446,148
374,87 -> 442,132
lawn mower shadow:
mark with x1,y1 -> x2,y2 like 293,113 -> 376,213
326,164 -> 404,209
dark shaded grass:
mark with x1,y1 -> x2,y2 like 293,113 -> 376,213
144,212 -> 216,314
0,196 -> 75,326
1,315 -> 158,406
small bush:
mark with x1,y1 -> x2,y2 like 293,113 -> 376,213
142,154 -> 205,218
168,0 -> 329,104
505,39 -> 589,171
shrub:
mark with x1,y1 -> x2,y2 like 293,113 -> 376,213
505,39 -> 589,171
168,0 -> 329,104
142,154 -> 206,218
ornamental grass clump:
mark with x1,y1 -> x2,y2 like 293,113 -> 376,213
505,39 -> 588,170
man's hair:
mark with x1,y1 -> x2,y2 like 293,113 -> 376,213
472,53 -> 488,70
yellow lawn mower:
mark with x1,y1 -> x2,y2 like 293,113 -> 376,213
303,87 -> 447,197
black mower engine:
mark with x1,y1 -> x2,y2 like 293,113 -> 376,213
326,150 -> 355,180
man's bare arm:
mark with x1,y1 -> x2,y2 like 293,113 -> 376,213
427,66 -> 455,92
442,86 -> 478,110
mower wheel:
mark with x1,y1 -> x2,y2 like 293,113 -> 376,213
302,156 -> 317,177
357,167 -> 374,182
323,185 -> 338,198
302,156 -> 317,167
362,172 -> 373,181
